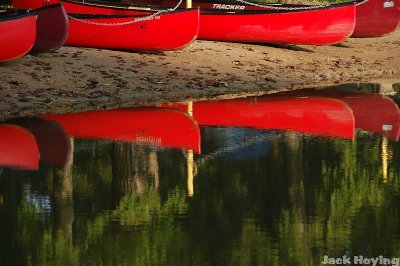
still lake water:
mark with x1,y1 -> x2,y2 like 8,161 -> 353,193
1,84 -> 400,265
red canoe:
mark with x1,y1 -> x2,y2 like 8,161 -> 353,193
164,96 -> 355,139
13,0 -> 199,51
0,125 -> 39,170
156,0 -> 399,37
352,0 -> 400,37
9,4 -> 69,53
287,89 -> 400,140
198,4 -> 355,45
154,0 -> 400,38
65,9 -> 199,51
10,118 -> 72,167
17,0 -> 356,45
0,12 -> 36,62
29,4 -> 69,53
42,107 -> 201,153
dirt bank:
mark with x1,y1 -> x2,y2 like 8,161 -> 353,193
0,30 -> 399,121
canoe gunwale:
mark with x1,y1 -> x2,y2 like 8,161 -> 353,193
200,3 -> 356,15
0,10 -> 36,22
201,1 -> 358,14
4,4 -> 64,24
61,0 -> 357,14
67,7 -> 198,19
28,2 -> 63,12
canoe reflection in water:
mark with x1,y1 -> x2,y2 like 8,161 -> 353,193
42,107 -> 201,153
2,89 -> 400,265
10,117 -> 72,167
162,94 -> 357,195
162,89 -> 400,192
1,90 -> 399,194
284,87 -> 400,140
43,107 -> 201,203
0,97 -> 356,200
165,94 -> 357,139
0,125 -> 39,170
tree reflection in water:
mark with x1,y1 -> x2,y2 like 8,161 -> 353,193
1,89 -> 400,265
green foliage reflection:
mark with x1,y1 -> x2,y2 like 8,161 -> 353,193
1,129 -> 400,265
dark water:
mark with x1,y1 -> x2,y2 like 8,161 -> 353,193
1,84 -> 400,266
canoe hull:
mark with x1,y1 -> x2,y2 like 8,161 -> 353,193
0,13 -> 36,62
198,4 -> 356,45
30,4 -> 69,53
135,0 -> 399,38
352,0 -> 400,37
28,0 -> 355,45
65,9 -> 199,51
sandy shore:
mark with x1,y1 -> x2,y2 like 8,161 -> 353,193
0,30 -> 399,121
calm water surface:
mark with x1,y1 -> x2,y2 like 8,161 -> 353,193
1,84 -> 400,265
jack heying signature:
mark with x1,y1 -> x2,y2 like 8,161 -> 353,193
322,255 -> 400,265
